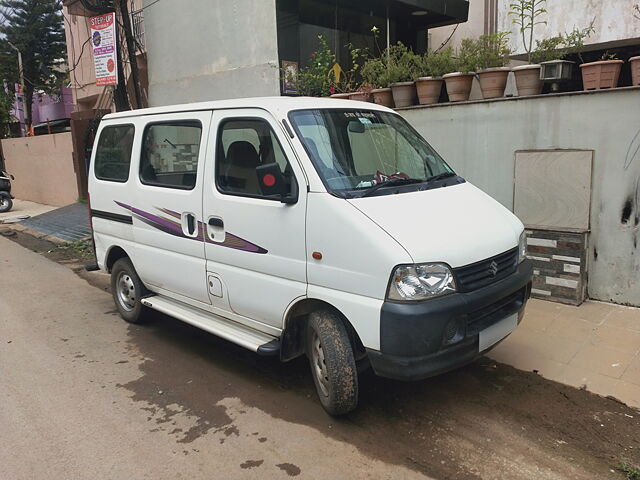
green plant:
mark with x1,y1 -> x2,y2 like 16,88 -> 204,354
475,32 -> 512,69
601,51 -> 618,61
617,462 -> 640,480
562,21 -> 596,63
361,42 -> 421,87
285,34 -> 336,97
530,35 -> 564,63
529,21 -> 595,64
509,0 -> 548,63
456,38 -> 481,73
418,47 -> 456,78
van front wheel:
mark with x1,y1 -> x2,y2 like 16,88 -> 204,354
111,258 -> 148,324
306,310 -> 358,416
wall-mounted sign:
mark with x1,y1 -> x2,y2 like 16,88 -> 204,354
90,12 -> 118,86
281,61 -> 298,95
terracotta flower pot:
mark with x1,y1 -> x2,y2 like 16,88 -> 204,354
415,77 -> 443,105
349,92 -> 372,102
330,93 -> 351,99
512,64 -> 543,96
630,57 -> 640,86
390,82 -> 417,108
580,60 -> 624,90
443,72 -> 475,102
477,67 -> 510,99
371,88 -> 394,108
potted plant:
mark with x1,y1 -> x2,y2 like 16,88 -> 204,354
415,48 -> 455,105
509,0 -> 547,96
580,52 -> 624,90
361,56 -> 395,107
475,32 -> 512,98
386,43 -> 421,107
443,39 -> 478,102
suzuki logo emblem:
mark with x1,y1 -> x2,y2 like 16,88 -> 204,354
488,261 -> 499,277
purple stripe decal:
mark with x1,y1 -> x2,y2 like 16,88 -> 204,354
115,201 -> 267,254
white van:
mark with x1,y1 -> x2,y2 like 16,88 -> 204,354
88,97 -> 532,415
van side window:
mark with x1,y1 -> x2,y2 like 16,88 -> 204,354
94,125 -> 135,182
140,121 -> 202,190
217,119 -> 294,198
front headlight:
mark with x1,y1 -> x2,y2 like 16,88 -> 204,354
387,263 -> 456,302
518,231 -> 527,264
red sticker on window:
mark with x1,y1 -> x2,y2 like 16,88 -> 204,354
263,174 -> 276,187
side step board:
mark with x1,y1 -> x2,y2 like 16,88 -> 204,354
141,296 -> 280,356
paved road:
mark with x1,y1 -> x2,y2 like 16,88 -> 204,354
1,236 -> 638,480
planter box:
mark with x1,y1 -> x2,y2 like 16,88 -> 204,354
477,68 -> 510,99
371,88 -> 394,108
631,57 -> 640,86
580,60 -> 623,90
443,72 -> 475,102
390,82 -> 417,108
415,77 -> 443,105
512,64 -> 543,96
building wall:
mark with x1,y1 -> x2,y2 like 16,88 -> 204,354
1,133 -> 79,207
499,0 -> 640,57
399,87 -> 640,306
143,0 -> 281,106
428,0 -> 488,52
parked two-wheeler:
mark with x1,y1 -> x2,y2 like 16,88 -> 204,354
0,170 -> 14,213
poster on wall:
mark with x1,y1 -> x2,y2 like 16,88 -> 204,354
90,12 -> 118,86
281,61 -> 298,95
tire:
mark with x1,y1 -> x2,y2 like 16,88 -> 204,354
110,257 -> 148,324
0,194 -> 12,213
306,310 -> 359,416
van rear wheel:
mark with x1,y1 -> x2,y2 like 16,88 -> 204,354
111,258 -> 148,324
306,310 -> 358,416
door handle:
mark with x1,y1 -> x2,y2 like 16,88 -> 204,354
208,217 -> 224,228
186,214 -> 196,236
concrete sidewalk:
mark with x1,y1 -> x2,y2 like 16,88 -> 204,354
0,199 -> 56,223
490,298 -> 640,409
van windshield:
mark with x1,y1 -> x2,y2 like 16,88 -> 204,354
289,109 -> 457,198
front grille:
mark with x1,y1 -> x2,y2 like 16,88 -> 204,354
453,248 -> 518,292
466,288 -> 525,335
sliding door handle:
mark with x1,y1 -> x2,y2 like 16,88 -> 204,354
208,217 -> 224,228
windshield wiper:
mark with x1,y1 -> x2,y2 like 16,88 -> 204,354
358,178 -> 423,198
427,172 -> 457,183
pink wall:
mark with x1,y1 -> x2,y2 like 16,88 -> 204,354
1,133 -> 79,206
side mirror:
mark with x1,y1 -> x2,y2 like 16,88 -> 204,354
10,175 -> 14,180
256,163 -> 298,204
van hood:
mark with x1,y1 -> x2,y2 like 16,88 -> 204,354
348,182 -> 523,268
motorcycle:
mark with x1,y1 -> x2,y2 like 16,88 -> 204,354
0,170 -> 14,213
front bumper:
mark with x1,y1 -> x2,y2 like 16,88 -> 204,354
367,260 -> 533,381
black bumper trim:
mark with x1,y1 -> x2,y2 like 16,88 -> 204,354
370,260 -> 533,381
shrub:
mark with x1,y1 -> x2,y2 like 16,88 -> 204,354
418,47 -> 456,78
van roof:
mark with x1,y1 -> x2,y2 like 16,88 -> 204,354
102,96 -> 394,120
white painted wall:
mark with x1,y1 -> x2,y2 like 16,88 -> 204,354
399,88 -> 640,306
143,0 -> 281,106
499,0 -> 640,57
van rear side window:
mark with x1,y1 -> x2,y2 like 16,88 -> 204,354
94,125 -> 135,182
140,121 -> 202,190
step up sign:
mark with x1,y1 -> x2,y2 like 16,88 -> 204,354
90,13 -> 118,87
